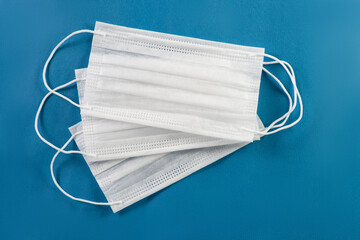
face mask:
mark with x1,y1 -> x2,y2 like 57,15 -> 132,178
79,22 -> 264,142
36,21 -> 302,159
47,69 -> 265,212
44,76 -> 262,212
75,68 -> 261,161
35,21 -> 303,211
63,118 -> 263,212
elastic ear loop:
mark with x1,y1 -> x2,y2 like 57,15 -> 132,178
242,53 -> 303,135
260,60 -> 301,134
34,78 -> 95,156
261,60 -> 296,130
35,29 -> 106,155
42,29 -> 103,100
262,55 -> 303,134
38,29 -> 122,205
35,72 -> 123,205
263,60 -> 297,130
42,29 -> 107,111
261,65 -> 293,131
50,131 -> 123,206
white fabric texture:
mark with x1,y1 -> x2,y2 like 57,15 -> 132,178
69,118 -> 264,212
81,22 -> 265,142
75,69 -> 254,161
71,65 -> 265,212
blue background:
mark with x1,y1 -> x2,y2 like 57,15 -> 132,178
0,0 -> 359,239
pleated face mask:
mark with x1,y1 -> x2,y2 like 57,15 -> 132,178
75,68 -> 250,161
35,21 -> 303,212
66,120 -> 264,212
81,22 -> 264,142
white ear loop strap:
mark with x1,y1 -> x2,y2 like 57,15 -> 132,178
42,29 -> 107,109
42,29 -> 100,106
35,29 -> 105,156
38,28 -> 121,204
262,60 -> 297,130
262,55 -> 303,134
262,65 -> 293,130
34,78 -> 96,156
263,60 -> 297,130
242,53 -> 303,135
51,131 -> 123,206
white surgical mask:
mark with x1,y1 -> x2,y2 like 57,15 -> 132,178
75,68 -> 256,161
36,21 -> 302,158
65,119 -> 264,212
35,21 -> 303,211
44,68 -> 265,212
81,22 -> 264,142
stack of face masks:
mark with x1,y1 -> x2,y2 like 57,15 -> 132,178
35,21 -> 302,212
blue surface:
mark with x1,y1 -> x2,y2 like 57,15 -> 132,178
0,0 -> 359,239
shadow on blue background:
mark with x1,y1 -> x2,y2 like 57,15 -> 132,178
0,0 -> 359,239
